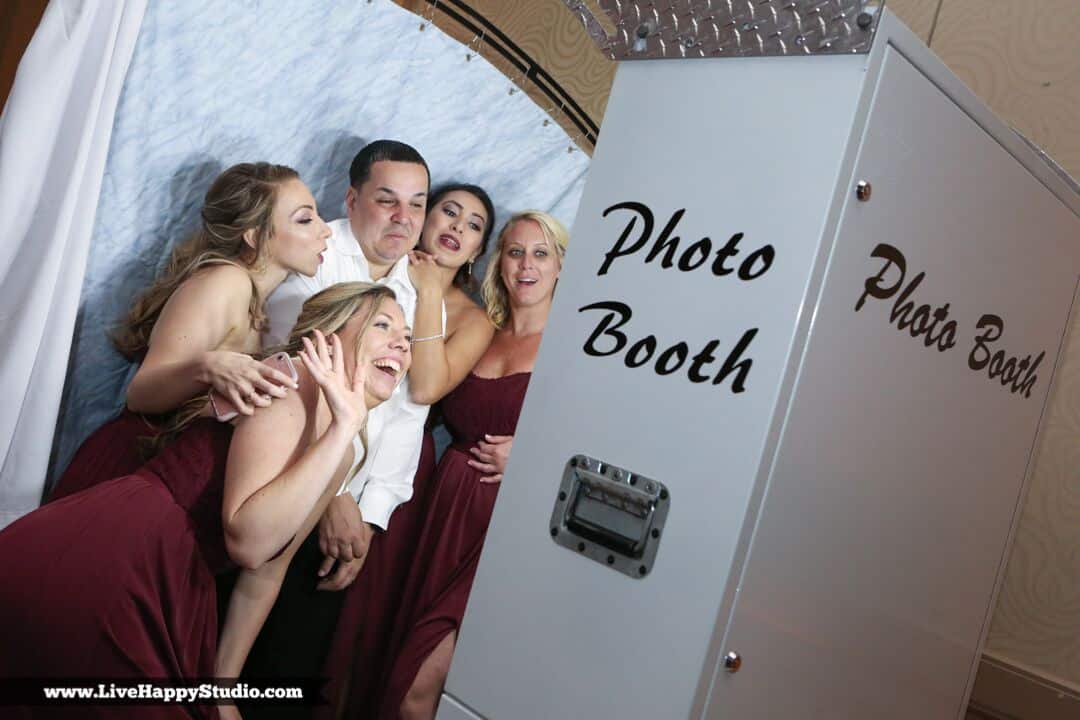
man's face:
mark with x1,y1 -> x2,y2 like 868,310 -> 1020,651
345,160 -> 429,269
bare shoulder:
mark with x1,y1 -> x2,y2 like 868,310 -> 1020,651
446,289 -> 493,336
168,264 -> 254,317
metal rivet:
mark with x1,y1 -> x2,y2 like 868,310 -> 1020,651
856,11 -> 873,29
614,470 -> 623,480
856,180 -> 872,201
723,650 -> 742,673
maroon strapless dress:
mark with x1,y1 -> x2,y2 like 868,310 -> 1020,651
0,419 -> 233,719
49,408 -> 162,501
317,431 -> 438,720
376,372 -> 531,718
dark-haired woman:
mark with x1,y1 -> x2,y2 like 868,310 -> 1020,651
50,162 -> 330,500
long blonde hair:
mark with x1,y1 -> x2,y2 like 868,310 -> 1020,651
481,211 -> 569,328
149,282 -> 398,463
112,162 -> 300,359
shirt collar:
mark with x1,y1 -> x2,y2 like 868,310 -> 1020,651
330,218 -> 414,292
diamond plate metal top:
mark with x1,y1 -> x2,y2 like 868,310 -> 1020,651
564,0 -> 884,59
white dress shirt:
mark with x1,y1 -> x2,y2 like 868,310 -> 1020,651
264,218 -> 437,530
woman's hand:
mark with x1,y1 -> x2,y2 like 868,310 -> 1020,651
468,434 -> 514,484
407,250 -> 444,296
202,350 -> 296,416
299,329 -> 369,436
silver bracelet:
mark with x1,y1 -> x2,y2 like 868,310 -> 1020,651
411,333 -> 445,344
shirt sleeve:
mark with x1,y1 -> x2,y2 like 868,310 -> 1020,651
352,380 -> 430,530
264,271 -> 321,347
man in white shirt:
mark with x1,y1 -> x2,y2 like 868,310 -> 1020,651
264,139 -> 432,590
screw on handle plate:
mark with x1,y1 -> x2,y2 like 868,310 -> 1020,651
723,650 -> 742,673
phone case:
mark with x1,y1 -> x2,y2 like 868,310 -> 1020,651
209,352 -> 299,422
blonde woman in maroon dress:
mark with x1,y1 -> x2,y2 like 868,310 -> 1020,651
380,210 -> 569,720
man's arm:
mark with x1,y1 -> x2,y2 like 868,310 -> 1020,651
351,380 -> 429,530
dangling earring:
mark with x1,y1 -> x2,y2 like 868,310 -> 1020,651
466,259 -> 474,279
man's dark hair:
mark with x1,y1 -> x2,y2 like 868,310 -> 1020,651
348,140 -> 430,191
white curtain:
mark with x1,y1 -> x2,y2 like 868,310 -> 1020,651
0,0 -> 146,528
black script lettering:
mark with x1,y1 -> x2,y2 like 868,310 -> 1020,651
969,314 -> 1043,398
968,315 -> 1002,371
713,329 -> 758,393
688,341 -> 720,383
598,202 -> 653,276
579,301 -> 632,356
644,210 -> 686,269
656,342 -> 689,375
598,202 -> 768,281
626,336 -> 657,368
856,243 -> 957,352
855,243 -> 906,312
738,245 -> 775,281
710,233 -> 742,276
579,300 -> 758,392
678,238 -> 711,272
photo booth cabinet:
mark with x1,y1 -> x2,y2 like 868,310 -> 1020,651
439,4 -> 1080,718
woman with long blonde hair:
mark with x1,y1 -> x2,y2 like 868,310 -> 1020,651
51,161 -> 331,499
0,282 -> 411,720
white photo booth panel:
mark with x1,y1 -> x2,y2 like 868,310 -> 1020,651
439,9 -> 1080,720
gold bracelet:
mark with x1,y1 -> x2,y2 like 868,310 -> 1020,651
411,333 -> 445,344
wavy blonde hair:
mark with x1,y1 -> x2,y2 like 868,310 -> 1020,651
149,282 -> 397,465
481,211 -> 569,328
112,162 -> 299,359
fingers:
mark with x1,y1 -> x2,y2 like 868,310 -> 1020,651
255,364 -> 296,394
484,434 -> 513,444
314,329 -> 333,368
470,445 -> 495,462
317,553 -> 336,579
335,538 -> 356,563
467,459 -> 498,474
479,474 -> 503,485
226,387 -> 254,416
317,557 -> 362,591
330,332 -> 345,378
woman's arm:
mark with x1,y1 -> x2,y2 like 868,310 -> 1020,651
216,472 -> 340,677
125,265 -> 296,415
223,332 -> 367,569
409,297 -> 494,405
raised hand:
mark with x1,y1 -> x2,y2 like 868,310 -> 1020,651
468,434 -> 514,484
204,350 -> 297,416
407,250 -> 444,294
298,329 -> 369,435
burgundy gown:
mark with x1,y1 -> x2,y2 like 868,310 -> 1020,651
0,419 -> 233,719
316,431 -> 438,720
376,372 -> 531,718
49,409 -> 161,501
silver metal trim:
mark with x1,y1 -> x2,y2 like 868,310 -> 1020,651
549,454 -> 670,579
564,0 -> 885,60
